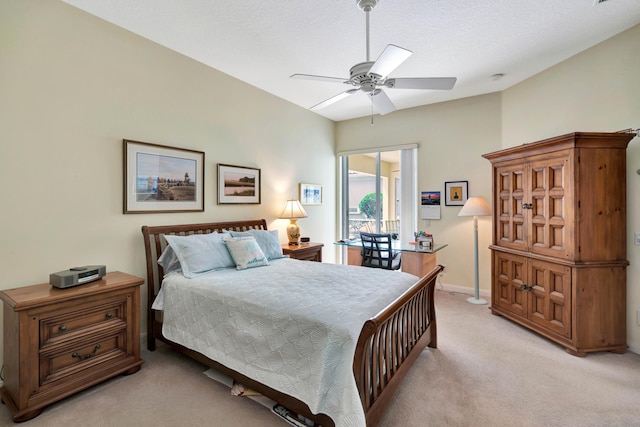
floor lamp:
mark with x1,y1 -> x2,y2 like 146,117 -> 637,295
458,197 -> 492,305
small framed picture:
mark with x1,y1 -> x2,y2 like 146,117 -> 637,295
299,183 -> 322,205
444,181 -> 468,206
123,139 -> 204,214
217,164 -> 261,204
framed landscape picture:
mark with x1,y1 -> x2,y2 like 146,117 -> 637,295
299,183 -> 322,205
217,163 -> 261,204
123,139 -> 204,213
444,180 -> 468,206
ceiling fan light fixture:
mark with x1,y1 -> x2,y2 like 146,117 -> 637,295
361,82 -> 376,92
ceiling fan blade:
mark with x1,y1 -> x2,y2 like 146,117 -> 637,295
368,44 -> 412,79
387,77 -> 457,90
310,89 -> 359,110
290,73 -> 349,84
370,89 -> 396,115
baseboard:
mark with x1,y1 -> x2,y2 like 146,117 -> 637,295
627,341 -> 640,355
436,279 -> 491,299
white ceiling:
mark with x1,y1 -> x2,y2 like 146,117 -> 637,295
62,0 -> 640,122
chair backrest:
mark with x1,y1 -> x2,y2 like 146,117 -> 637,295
360,232 -> 400,270
384,219 -> 399,233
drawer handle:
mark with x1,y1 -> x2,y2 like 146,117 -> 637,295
72,344 -> 101,360
58,324 -> 67,332
105,312 -> 113,318
520,284 -> 533,291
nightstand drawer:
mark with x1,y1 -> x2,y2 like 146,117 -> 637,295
41,299 -> 127,348
39,329 -> 128,388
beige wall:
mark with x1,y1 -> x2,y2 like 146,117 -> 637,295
0,0 -> 336,366
502,24 -> 640,352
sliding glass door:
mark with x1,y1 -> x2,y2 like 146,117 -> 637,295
339,145 -> 417,244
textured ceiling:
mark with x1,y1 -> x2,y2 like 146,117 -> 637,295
62,0 -> 640,122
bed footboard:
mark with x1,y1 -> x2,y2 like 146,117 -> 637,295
353,265 -> 443,427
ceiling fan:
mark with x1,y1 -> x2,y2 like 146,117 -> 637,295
290,0 -> 457,116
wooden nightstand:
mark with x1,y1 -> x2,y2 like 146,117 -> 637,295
0,271 -> 144,422
282,242 -> 324,262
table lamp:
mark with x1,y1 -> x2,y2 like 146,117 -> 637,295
279,199 -> 308,245
458,197 -> 492,304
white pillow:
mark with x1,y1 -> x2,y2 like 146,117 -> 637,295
164,232 -> 234,278
223,236 -> 270,270
230,229 -> 283,260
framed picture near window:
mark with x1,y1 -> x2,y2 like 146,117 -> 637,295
217,163 -> 261,204
123,139 -> 204,214
444,180 -> 468,206
299,183 -> 322,205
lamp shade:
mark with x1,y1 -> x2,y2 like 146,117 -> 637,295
458,197 -> 492,217
279,199 -> 308,219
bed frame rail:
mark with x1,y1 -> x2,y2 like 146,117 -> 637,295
353,265 -> 442,427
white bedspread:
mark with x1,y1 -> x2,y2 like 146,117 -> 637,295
157,258 -> 419,427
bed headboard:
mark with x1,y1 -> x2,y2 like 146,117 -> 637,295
141,219 -> 268,345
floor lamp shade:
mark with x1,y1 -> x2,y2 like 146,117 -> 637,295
279,200 -> 308,245
458,197 -> 492,304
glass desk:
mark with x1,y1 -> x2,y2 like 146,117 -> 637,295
336,239 -> 447,278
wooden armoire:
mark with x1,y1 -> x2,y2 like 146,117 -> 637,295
483,131 -> 634,356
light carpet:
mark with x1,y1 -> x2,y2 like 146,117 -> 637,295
1,289 -> 639,426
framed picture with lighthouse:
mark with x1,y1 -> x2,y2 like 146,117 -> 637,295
123,139 -> 204,213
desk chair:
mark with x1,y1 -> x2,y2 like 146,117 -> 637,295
360,232 -> 402,270
384,219 -> 399,233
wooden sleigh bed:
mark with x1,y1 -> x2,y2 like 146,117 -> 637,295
142,219 -> 442,427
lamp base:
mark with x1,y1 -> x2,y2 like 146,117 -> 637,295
467,297 -> 488,305
286,219 -> 301,245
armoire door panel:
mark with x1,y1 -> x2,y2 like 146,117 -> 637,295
495,163 -> 528,251
493,252 -> 527,317
528,153 -> 571,259
527,260 -> 571,338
